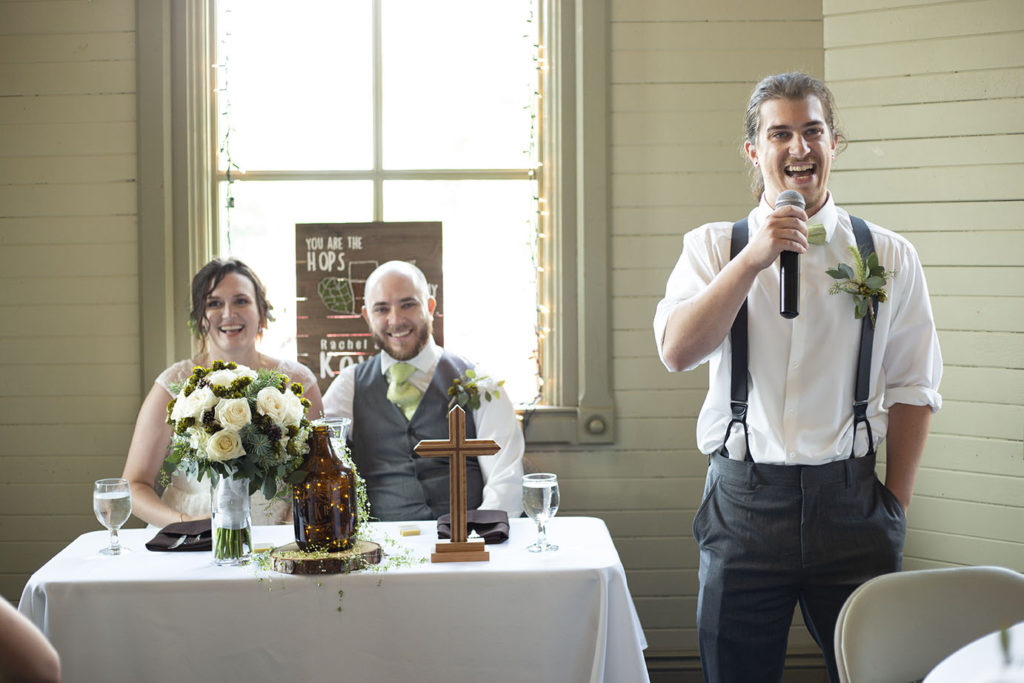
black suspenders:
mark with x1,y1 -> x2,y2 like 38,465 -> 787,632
725,216 -> 877,462
724,219 -> 752,460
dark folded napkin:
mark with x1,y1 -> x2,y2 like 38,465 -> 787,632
436,510 -> 509,544
145,519 -> 212,552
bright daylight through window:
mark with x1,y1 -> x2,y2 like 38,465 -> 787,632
213,0 -> 542,407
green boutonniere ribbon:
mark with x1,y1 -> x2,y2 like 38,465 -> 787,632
807,223 -> 827,246
826,246 -> 897,327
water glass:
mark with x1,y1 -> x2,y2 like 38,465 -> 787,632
93,478 -> 132,555
522,473 -> 559,552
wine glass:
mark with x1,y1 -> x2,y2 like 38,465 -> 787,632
323,417 -> 351,454
93,478 -> 132,555
522,473 -> 559,552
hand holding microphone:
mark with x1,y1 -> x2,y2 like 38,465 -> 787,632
775,189 -> 805,319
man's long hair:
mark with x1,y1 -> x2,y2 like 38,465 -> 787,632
743,72 -> 846,201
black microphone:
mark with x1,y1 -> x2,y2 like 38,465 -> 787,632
775,190 -> 805,319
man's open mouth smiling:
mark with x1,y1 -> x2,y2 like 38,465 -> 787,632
785,162 -> 816,179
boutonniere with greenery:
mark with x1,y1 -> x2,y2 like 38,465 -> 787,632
447,369 -> 504,411
826,246 -> 897,327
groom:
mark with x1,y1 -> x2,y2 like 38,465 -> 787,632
322,260 -> 524,521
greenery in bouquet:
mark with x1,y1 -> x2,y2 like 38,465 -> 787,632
163,360 -> 313,496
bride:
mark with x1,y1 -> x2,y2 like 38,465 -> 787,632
122,258 -> 324,527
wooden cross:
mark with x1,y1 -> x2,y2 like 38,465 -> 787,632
414,405 -> 499,562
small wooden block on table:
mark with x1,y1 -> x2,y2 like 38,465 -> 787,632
270,539 -> 382,575
431,540 -> 489,563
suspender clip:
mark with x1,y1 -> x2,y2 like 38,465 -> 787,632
852,400 -> 868,420
729,401 -> 748,422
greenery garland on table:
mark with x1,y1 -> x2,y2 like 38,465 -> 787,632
252,531 -> 427,612
250,435 -> 426,610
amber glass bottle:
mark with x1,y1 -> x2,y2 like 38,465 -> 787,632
292,424 -> 356,551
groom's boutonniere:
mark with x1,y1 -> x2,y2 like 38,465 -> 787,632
447,369 -> 505,411
826,246 -> 897,327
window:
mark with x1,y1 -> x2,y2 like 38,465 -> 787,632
212,0 -> 541,406
138,0 -> 614,444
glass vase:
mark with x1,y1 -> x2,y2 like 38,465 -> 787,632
292,422 -> 356,552
211,474 -> 252,565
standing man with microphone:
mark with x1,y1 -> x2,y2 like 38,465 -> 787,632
653,72 -> 942,683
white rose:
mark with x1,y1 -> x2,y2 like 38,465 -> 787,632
256,386 -> 289,424
170,385 -> 217,421
169,395 -> 190,421
215,398 -> 251,430
281,390 -> 305,427
192,386 -> 218,411
235,365 -> 257,381
205,369 -> 238,388
205,429 -> 245,462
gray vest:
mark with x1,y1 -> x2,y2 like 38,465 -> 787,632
351,352 -> 484,521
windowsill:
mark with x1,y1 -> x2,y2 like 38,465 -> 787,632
517,404 -> 615,445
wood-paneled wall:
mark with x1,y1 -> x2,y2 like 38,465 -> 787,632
0,2 -> 1020,679
0,0 -> 139,602
824,0 -> 1024,575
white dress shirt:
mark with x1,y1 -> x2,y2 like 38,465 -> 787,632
654,194 -> 942,465
322,339 -> 525,516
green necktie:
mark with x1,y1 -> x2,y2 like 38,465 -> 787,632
386,362 -> 422,420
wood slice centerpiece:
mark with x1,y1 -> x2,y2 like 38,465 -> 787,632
269,539 -> 382,575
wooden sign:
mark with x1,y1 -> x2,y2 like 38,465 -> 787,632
295,222 -> 443,396
414,406 -> 500,563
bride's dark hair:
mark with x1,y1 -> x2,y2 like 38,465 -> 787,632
189,258 -> 272,342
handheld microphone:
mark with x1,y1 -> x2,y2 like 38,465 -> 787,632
775,190 -> 805,319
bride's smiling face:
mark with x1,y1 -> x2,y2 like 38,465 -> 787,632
202,272 -> 263,356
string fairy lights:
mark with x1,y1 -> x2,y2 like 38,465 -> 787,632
523,0 -> 547,418
213,1 -> 240,255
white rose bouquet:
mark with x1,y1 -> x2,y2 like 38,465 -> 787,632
162,359 -> 312,502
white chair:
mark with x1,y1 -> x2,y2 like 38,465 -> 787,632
833,565 -> 1024,683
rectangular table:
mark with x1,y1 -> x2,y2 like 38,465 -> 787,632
20,516 -> 649,683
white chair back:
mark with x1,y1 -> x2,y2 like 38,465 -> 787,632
834,566 -> 1024,683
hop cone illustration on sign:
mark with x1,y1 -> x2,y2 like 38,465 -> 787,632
318,277 -> 356,314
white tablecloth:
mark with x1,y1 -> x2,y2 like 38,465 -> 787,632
924,621 -> 1024,683
20,517 -> 648,683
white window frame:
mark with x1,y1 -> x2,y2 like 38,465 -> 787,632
136,0 -> 614,444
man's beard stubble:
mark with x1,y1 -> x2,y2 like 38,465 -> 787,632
373,320 -> 432,361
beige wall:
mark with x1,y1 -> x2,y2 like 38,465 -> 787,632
824,0 -> 1024,577
0,0 -> 1020,675
0,0 -> 139,602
